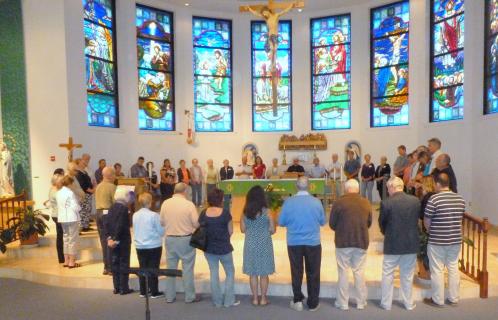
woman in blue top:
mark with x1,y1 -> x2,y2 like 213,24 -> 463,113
200,188 -> 239,308
241,186 -> 276,306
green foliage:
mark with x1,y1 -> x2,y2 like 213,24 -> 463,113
0,206 -> 49,253
264,184 -> 284,211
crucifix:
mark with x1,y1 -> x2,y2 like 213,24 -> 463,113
59,137 -> 82,162
241,0 -> 304,116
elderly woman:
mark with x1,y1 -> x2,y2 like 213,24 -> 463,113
375,156 -> 391,200
56,175 -> 81,268
104,187 -> 134,295
360,154 -> 375,202
74,158 -> 95,232
200,188 -> 239,308
133,192 -> 165,298
266,158 -> 281,179
205,159 -> 218,197
44,170 -> 65,264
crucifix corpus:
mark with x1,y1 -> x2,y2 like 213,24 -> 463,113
59,137 -> 82,162
241,0 -> 304,116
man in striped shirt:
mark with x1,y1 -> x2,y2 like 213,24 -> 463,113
423,173 -> 465,307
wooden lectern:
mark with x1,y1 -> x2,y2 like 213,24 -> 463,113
116,178 -> 146,196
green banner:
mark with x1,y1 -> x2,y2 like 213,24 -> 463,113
218,179 -> 326,196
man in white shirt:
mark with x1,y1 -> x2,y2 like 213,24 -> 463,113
327,153 -> 343,198
235,156 -> 253,179
160,183 -> 200,303
427,138 -> 443,174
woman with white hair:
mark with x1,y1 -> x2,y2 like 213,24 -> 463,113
56,175 -> 81,268
104,187 -> 134,295
133,192 -> 164,298
43,169 -> 65,264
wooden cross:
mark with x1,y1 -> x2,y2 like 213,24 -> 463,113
241,0 -> 304,116
59,137 -> 82,162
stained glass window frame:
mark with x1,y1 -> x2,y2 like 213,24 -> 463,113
251,20 -> 293,132
192,16 -> 234,133
484,0 -> 498,115
370,1 -> 410,128
429,0 -> 465,122
136,4 -> 175,131
310,14 -> 352,131
83,0 -> 120,128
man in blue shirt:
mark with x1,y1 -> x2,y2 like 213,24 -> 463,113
344,151 -> 361,180
278,176 -> 326,312
308,157 -> 327,178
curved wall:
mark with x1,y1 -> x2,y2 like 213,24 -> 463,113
23,0 -> 498,223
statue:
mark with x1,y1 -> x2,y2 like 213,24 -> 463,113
0,142 -> 15,197
241,0 -> 303,116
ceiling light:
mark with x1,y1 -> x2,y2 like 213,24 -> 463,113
185,3 -> 190,6
297,8 -> 302,12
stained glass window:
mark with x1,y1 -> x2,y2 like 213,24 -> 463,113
311,15 -> 351,130
430,0 -> 464,122
370,1 -> 409,127
83,0 -> 119,127
485,0 -> 498,115
192,17 -> 233,132
251,21 -> 292,132
136,5 -> 175,131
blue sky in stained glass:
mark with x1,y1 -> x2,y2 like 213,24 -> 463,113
371,1 -> 410,127
83,0 -> 113,27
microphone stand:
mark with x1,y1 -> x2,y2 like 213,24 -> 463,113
126,268 -> 182,320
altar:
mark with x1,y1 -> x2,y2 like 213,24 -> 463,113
219,178 -> 326,221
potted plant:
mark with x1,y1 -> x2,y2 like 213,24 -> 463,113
264,184 -> 284,220
6,207 -> 50,247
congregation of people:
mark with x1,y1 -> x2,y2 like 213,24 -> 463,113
43,137 -> 465,310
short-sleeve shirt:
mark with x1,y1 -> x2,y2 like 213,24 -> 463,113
309,165 -> 326,178
424,191 -> 465,246
393,155 -> 408,174
344,159 -> 361,177
200,209 -> 233,255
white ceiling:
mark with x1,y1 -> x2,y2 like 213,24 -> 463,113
164,0 -> 372,13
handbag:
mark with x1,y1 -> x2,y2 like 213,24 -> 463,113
189,211 -> 207,251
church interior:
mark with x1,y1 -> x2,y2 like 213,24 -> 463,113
0,0 -> 498,319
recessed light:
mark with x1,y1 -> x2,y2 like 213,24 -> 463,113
185,3 -> 190,6
297,8 -> 302,12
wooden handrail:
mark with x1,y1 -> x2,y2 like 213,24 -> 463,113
0,191 -> 27,242
460,212 -> 489,298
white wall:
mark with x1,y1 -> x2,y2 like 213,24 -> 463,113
23,0 -> 71,207
23,0 -> 498,223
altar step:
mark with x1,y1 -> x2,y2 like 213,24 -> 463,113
0,234 -> 489,301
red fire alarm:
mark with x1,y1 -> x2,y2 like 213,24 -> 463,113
50,155 -> 56,162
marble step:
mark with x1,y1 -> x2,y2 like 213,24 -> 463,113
0,260 -> 482,302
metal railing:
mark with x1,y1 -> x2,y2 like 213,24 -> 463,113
0,191 -> 27,241
460,212 -> 490,298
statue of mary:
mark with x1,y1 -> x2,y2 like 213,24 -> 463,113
0,142 -> 14,197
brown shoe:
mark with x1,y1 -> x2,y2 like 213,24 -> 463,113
186,296 -> 202,304
423,298 -> 444,308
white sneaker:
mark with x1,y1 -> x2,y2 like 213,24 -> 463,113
405,304 -> 416,311
290,300 -> 303,311
357,303 -> 366,310
334,303 -> 349,311
309,303 -> 320,312
379,303 -> 391,311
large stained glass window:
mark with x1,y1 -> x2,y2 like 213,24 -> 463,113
371,1 -> 409,127
136,5 -> 175,131
485,0 -> 498,115
430,0 -> 464,122
311,15 -> 351,130
83,0 -> 118,127
251,21 -> 292,132
192,17 -> 233,132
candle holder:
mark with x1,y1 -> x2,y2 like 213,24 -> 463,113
282,149 -> 287,165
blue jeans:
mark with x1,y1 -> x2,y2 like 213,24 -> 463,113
191,183 -> 202,206
204,252 -> 236,307
361,180 -> 374,202
165,236 -> 197,302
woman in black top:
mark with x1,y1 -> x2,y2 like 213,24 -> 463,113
75,158 -> 94,232
199,188 -> 239,308
177,159 -> 191,184
104,188 -> 134,295
360,154 -> 376,202
375,156 -> 391,200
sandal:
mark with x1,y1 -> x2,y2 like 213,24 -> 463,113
252,299 -> 259,306
260,298 -> 270,306
68,263 -> 81,269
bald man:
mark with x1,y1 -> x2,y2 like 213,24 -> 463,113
95,167 -> 117,275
